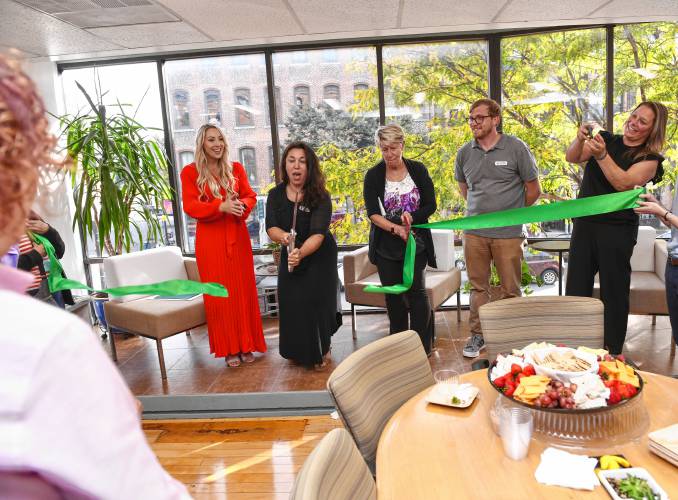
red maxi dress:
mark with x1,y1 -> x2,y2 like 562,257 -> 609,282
180,162 -> 266,357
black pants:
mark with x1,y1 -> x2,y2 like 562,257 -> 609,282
565,219 -> 637,354
375,252 -> 432,354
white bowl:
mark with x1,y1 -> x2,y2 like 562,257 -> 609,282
598,467 -> 668,500
526,347 -> 599,384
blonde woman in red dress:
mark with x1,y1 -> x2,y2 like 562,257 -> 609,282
180,124 -> 266,367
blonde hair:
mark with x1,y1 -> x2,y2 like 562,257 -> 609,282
193,124 -> 235,201
627,101 -> 668,160
375,123 -> 405,146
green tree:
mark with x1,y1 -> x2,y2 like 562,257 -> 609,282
290,24 -> 678,245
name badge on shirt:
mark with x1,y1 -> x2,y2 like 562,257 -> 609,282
495,161 -> 508,166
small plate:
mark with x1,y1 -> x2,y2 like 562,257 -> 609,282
426,385 -> 479,408
598,467 -> 668,500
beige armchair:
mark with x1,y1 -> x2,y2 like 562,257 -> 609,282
479,296 -> 604,358
343,230 -> 462,339
290,428 -> 376,500
327,330 -> 434,474
103,246 -> 206,380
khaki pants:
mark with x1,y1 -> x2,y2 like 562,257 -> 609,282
463,233 -> 524,335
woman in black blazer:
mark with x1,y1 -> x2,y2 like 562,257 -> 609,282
363,124 -> 437,354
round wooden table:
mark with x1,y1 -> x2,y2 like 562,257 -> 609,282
377,370 -> 678,499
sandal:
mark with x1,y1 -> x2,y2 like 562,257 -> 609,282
240,352 -> 255,363
226,355 -> 241,367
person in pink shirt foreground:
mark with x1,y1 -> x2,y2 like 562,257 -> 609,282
0,55 -> 191,499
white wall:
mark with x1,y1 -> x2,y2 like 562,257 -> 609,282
23,60 -> 87,287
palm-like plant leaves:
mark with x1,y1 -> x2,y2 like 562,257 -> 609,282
61,83 -> 173,255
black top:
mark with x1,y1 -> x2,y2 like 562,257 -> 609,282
577,131 -> 664,225
265,183 -> 333,274
363,158 -> 437,267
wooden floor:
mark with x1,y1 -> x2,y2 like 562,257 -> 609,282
144,415 -> 342,499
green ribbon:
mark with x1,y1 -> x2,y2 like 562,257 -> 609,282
365,188 -> 643,294
33,234 -> 228,298
364,233 -> 416,294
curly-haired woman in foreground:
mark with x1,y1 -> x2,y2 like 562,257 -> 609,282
0,55 -> 190,499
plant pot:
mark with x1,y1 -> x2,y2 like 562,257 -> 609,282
91,292 -> 121,333
272,249 -> 281,267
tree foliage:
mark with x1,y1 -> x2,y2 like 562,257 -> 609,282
286,23 -> 677,244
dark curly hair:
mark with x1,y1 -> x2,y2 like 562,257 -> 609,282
280,141 -> 329,209
0,55 -> 59,255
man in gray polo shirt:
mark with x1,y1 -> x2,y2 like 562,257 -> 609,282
455,98 -> 541,358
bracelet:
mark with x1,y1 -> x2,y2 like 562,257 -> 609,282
596,151 -> 607,161
664,210 -> 671,221
390,225 -> 395,234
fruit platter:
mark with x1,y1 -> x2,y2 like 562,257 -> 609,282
488,343 -> 643,413
487,343 -> 650,448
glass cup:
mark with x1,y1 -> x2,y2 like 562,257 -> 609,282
434,369 -> 460,398
499,406 -> 533,460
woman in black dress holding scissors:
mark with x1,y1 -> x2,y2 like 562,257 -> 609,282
266,141 -> 342,369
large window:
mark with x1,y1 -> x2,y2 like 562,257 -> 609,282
61,62 -> 168,258
382,41 -> 489,222
614,22 -> 677,230
502,28 -> 606,214
164,54 -> 270,252
273,47 -> 379,244
234,87 -> 254,126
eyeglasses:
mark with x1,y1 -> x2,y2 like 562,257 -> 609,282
467,115 -> 493,125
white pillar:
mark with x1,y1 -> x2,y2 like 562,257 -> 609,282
23,60 -> 87,287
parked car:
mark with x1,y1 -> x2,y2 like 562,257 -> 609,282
454,251 -> 560,285
525,251 -> 560,285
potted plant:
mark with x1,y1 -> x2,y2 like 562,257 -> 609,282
265,241 -> 282,267
59,82 -> 173,331
60,82 -> 172,257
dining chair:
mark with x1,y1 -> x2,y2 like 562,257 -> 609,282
326,329 -> 434,474
289,428 -> 376,500
478,296 -> 605,356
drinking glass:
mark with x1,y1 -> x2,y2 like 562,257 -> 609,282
499,406 -> 533,460
434,369 -> 459,398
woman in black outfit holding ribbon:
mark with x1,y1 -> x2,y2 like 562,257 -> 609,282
363,124 -> 437,354
565,102 -> 667,354
266,141 -> 341,369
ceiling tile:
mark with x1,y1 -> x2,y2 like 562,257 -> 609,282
494,0 -> 611,22
86,21 -> 211,48
0,0 -> 123,56
288,0 -> 400,32
58,5 -> 179,28
401,0 -> 507,28
155,0 -> 302,40
589,0 -> 678,18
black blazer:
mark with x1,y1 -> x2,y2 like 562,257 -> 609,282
363,158 -> 437,267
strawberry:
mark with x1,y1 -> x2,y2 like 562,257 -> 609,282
522,364 -> 536,376
494,376 -> 506,388
505,385 -> 516,397
511,364 -> 522,376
